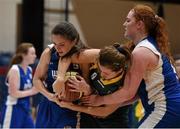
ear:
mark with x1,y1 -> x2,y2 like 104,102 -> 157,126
136,20 -> 144,30
73,38 -> 78,45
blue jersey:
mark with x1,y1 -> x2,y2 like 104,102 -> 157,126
45,47 -> 82,93
136,36 -> 180,128
36,46 -> 81,128
80,64 -> 130,128
1,64 -> 34,128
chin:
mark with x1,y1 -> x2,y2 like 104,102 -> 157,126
58,53 -> 65,57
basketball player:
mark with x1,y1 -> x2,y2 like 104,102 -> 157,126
33,22 -> 89,128
0,43 -> 37,128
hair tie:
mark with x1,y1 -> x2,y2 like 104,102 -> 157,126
116,47 -> 127,57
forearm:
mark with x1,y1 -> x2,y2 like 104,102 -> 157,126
101,87 -> 134,105
33,79 -> 53,99
65,103 -> 117,117
118,94 -> 139,107
9,88 -> 37,98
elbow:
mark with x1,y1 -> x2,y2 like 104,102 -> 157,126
9,90 -> 19,98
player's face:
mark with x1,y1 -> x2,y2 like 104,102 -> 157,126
23,47 -> 36,65
123,10 -> 139,40
98,63 -> 122,80
51,34 -> 75,57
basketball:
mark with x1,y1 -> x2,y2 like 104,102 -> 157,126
62,71 -> 83,102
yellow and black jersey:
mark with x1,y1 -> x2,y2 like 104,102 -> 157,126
80,63 -> 131,128
89,63 -> 125,96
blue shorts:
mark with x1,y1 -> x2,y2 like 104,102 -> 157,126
35,96 -> 78,128
0,104 -> 34,128
137,101 -> 180,128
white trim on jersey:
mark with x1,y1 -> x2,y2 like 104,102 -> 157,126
136,39 -> 167,128
6,65 -> 20,105
2,105 -> 13,129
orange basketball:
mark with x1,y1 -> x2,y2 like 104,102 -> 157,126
62,72 -> 83,102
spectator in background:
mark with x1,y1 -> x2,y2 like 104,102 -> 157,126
0,43 -> 38,128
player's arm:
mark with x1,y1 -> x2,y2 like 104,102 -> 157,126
83,47 -> 157,106
33,48 -> 55,101
53,57 -> 71,93
56,92 -> 139,117
8,68 -> 37,98
71,49 -> 100,64
56,101 -> 120,118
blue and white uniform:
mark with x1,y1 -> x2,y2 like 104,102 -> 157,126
0,65 -> 34,128
136,36 -> 180,128
35,45 -> 81,128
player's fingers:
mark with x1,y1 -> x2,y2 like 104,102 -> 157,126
67,78 -> 79,85
76,75 -> 83,80
69,89 -> 79,92
66,83 -> 78,89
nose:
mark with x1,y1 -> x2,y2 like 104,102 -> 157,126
123,22 -> 126,27
55,46 -> 62,52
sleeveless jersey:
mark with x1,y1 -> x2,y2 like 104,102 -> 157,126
35,45 -> 81,128
89,63 -> 124,96
1,64 -> 34,128
5,65 -> 33,110
136,36 -> 180,128
45,47 -> 82,93
80,63 -> 130,128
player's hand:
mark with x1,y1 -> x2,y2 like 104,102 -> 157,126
47,93 -> 58,102
56,100 -> 73,108
66,75 -> 91,95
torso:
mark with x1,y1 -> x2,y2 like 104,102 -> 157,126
136,36 -> 180,128
5,64 -> 32,109
45,47 -> 82,93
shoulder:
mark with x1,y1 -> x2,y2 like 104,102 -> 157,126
71,48 -> 100,63
39,47 -> 52,62
132,47 -> 159,69
8,65 -> 19,77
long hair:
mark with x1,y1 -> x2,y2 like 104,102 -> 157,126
9,43 -> 34,68
99,43 -> 131,73
51,22 -> 88,58
132,5 -> 174,65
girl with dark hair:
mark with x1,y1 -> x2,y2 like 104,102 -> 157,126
0,43 -> 37,128
33,22 -> 89,128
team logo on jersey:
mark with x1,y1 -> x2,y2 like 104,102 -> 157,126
91,72 -> 97,80
52,70 -> 58,79
24,79 -> 32,89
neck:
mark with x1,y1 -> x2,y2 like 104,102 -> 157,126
20,62 -> 28,71
133,33 -> 148,45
